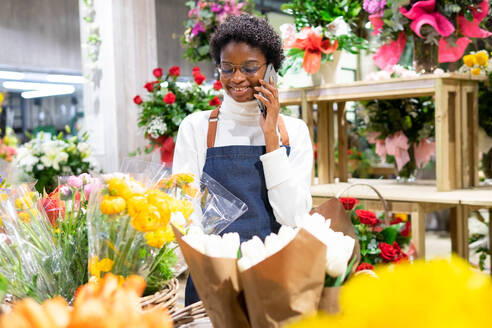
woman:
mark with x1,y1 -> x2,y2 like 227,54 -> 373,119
173,15 -> 313,306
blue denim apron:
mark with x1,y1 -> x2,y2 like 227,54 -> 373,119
184,108 -> 290,305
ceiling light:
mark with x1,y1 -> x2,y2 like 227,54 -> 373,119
21,87 -> 75,99
2,81 -> 74,91
46,74 -> 85,84
0,71 -> 25,80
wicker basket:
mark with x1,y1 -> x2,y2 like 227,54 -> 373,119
140,277 -> 179,313
171,301 -> 208,327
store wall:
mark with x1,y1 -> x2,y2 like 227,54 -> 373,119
0,0 -> 81,72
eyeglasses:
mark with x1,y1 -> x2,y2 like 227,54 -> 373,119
218,62 -> 266,76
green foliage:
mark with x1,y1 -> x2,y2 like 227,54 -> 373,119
282,0 -> 362,27
144,244 -> 178,295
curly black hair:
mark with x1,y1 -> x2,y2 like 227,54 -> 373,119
210,15 -> 284,71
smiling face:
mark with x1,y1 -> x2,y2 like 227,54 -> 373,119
219,42 -> 267,102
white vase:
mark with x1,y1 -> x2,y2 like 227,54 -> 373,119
311,51 -> 341,86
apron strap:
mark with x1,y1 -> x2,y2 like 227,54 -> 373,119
207,108 -> 290,148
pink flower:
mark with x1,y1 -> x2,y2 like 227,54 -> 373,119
458,0 -> 491,39
67,176 -> 83,189
373,32 -> 407,70
191,21 -> 205,36
400,0 -> 455,38
84,183 -> 95,199
369,14 -> 384,35
438,37 -> 471,63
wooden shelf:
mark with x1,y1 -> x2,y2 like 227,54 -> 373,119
280,73 -> 486,191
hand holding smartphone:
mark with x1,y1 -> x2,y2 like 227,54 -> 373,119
256,63 -> 278,118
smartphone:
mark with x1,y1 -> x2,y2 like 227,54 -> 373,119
256,63 -> 278,118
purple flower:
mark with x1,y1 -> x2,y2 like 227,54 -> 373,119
191,21 -> 206,36
210,4 -> 223,14
363,0 -> 386,14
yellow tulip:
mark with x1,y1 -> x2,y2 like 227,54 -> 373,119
100,195 -> 126,215
471,68 -> 482,75
475,51 -> 489,66
463,54 -> 476,67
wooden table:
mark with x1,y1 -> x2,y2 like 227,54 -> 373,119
279,73 -> 485,191
310,179 -> 486,260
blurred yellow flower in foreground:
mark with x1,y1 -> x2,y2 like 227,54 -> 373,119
0,273 -> 172,328
290,256 -> 492,328
14,192 -> 36,210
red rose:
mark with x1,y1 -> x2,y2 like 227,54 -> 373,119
163,92 -> 176,104
356,209 -> 380,226
194,73 -> 206,85
401,221 -> 411,237
133,95 -> 143,105
378,242 -> 398,262
153,67 -> 163,78
144,81 -> 159,92
356,262 -> 374,272
373,226 -> 383,233
209,96 -> 221,107
192,66 -> 201,76
390,217 -> 404,225
339,197 -> 358,210
169,65 -> 180,77
213,80 -> 222,90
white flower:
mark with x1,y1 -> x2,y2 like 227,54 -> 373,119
160,81 -> 169,89
40,149 -> 69,171
36,164 -> 44,170
279,23 -> 296,40
77,142 -> 92,158
182,229 -> 240,259
325,17 -> 351,37
146,117 -> 167,139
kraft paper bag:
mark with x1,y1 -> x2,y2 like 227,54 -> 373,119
318,287 -> 341,314
239,228 -> 327,328
311,198 -> 360,271
172,225 -> 250,328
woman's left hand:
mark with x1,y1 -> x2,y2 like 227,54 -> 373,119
254,77 -> 280,152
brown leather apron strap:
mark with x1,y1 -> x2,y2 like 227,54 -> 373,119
206,107 -> 220,148
206,108 -> 290,148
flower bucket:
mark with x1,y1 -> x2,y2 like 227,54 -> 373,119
311,51 -> 341,86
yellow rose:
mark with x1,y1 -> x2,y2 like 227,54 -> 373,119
475,51 -> 489,66
130,204 -> 161,232
100,195 -> 126,215
127,195 -> 148,218
471,68 -> 482,75
463,54 -> 477,67
108,178 -> 133,200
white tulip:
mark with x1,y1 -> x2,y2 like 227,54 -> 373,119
221,232 -> 240,258
204,235 -> 223,257
264,233 -> 283,257
277,225 -> 297,245
182,234 -> 205,254
326,256 -> 348,277
237,256 -> 253,272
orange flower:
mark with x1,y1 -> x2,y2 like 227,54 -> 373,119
290,27 -> 339,74
100,195 -> 126,215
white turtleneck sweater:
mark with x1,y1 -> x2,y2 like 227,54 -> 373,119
172,94 -> 313,227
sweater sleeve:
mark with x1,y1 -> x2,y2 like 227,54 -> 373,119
260,119 -> 313,226
172,116 -> 202,181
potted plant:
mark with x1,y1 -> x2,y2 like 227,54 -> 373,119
280,0 -> 367,83
365,0 -> 491,72
181,0 -> 256,63
133,66 -> 222,165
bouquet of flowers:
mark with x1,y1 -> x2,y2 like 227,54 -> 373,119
280,0 -> 367,74
0,184 -> 72,302
14,131 -> 98,193
339,197 -> 411,271
181,0 -> 255,62
460,49 -> 491,76
365,0 -> 491,71
358,97 -> 435,178
0,273 -> 172,328
86,168 -> 197,294
133,66 -> 222,165
175,209 -> 357,327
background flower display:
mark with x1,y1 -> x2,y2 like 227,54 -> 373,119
339,197 -> 411,269
357,97 -> 435,179
181,0 -> 256,62
0,127 -> 18,163
280,0 -> 367,74
366,0 -> 491,72
14,131 -> 98,194
133,66 -> 222,165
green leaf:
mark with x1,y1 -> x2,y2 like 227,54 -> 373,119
0,273 -> 8,302
382,226 -> 399,244
197,45 -> 210,56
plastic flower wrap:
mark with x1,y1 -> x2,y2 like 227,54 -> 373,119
0,184 -> 71,302
0,273 -> 172,328
86,166 -> 195,293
